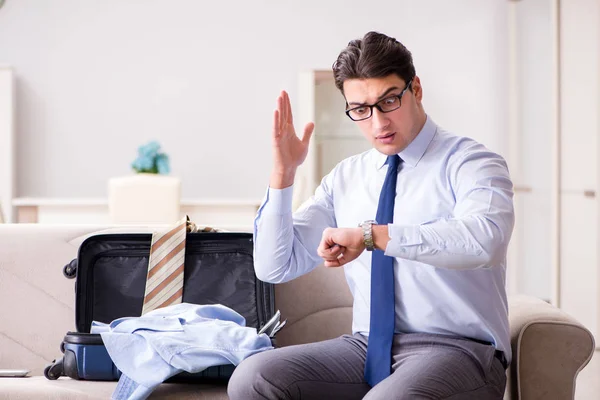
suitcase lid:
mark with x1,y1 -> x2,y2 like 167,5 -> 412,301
73,232 -> 274,333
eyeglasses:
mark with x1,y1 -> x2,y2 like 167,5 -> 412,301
345,79 -> 413,121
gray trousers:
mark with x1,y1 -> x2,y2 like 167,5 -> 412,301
227,332 -> 506,400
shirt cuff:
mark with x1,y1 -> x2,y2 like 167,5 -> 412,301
385,224 -> 422,259
259,186 -> 294,216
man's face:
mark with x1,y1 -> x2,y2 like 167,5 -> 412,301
343,74 -> 424,156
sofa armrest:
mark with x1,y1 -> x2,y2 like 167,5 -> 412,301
506,295 -> 595,400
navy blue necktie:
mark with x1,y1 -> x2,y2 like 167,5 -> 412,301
364,154 -> 401,387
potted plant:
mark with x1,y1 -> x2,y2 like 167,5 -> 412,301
131,141 -> 171,175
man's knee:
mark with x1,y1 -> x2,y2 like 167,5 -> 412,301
227,351 -> 287,400
363,386 -> 412,400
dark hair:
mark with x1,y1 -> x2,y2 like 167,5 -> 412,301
332,31 -> 416,93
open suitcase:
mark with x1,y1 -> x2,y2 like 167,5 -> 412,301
45,231 -> 278,382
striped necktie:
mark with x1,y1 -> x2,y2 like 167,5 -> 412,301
141,216 -> 189,314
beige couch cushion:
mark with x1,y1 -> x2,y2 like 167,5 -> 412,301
274,263 -> 353,347
0,377 -> 227,399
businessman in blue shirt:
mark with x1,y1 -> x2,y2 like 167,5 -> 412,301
228,31 -> 514,399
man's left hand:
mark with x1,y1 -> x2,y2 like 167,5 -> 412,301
317,227 -> 365,267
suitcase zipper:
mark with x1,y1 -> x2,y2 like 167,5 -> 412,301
256,278 -> 269,328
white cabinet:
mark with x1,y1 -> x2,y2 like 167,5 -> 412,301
294,70 -> 369,210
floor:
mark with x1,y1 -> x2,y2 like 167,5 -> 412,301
575,350 -> 598,399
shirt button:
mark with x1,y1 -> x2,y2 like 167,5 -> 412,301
400,237 -> 407,243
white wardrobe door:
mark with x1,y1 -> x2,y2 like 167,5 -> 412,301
559,0 -> 599,341
507,0 -> 554,301
560,194 -> 598,340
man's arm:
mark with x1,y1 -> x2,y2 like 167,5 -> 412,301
318,148 -> 514,271
254,173 -> 337,283
379,149 -> 514,270
254,90 -> 337,283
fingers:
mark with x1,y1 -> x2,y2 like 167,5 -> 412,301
277,91 -> 288,126
302,122 -> 315,144
323,255 -> 345,267
272,109 -> 280,138
324,252 -> 349,267
276,90 -> 295,127
275,91 -> 290,136
318,241 -> 345,261
277,94 -> 285,130
318,228 -> 337,259
284,91 -> 293,124
278,92 -> 284,126
326,244 -> 345,259
324,251 -> 360,268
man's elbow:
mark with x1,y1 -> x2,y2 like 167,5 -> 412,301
478,234 -> 511,268
254,260 -> 295,284
254,268 -> 282,284
476,247 -> 503,269
480,214 -> 513,266
252,242 -> 293,283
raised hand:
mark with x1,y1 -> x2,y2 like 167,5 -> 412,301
270,91 -> 315,189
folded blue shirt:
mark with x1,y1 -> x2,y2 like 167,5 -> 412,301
91,303 -> 273,400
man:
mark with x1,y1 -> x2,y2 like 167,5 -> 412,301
228,31 -> 514,399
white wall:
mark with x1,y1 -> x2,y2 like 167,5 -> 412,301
0,0 -> 509,199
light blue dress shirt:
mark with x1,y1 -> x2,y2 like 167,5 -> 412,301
91,303 -> 273,400
253,115 -> 514,363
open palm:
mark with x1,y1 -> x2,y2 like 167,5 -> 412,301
272,91 -> 314,174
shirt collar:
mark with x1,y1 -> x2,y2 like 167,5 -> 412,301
373,114 -> 437,169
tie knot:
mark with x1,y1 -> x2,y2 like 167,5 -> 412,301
387,154 -> 400,170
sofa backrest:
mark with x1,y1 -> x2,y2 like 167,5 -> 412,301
0,225 -> 103,375
275,263 -> 354,347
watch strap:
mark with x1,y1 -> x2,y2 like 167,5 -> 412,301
359,220 -> 377,251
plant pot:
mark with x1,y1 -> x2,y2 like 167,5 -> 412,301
107,174 -> 182,224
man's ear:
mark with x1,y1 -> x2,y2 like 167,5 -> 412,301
412,76 -> 423,102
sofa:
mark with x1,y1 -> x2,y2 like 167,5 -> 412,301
0,224 -> 595,399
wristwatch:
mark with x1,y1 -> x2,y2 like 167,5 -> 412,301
359,220 -> 377,251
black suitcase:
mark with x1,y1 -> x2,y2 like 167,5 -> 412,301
45,231 -> 277,382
